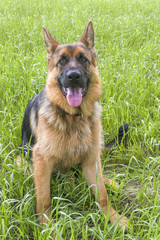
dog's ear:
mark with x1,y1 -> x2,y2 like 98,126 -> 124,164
79,21 -> 94,48
43,27 -> 60,53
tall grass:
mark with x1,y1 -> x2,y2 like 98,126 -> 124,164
0,0 -> 160,239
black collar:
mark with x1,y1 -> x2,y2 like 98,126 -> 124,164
60,107 -> 84,120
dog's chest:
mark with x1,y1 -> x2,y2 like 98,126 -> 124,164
38,116 -> 93,166
60,122 -> 92,166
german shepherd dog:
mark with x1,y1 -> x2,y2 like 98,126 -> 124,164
18,21 -> 129,231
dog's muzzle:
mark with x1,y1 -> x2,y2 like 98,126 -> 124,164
61,69 -> 87,107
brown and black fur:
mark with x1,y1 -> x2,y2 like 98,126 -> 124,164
18,21 -> 129,231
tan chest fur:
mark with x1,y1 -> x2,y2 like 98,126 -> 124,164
34,100 -> 101,169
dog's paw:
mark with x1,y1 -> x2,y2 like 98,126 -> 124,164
118,215 -> 129,232
104,177 -> 120,191
110,211 -> 130,232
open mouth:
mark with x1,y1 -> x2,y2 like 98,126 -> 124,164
62,87 -> 86,107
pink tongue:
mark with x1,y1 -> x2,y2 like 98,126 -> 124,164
66,87 -> 82,107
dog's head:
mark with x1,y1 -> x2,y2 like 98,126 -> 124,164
43,21 -> 101,116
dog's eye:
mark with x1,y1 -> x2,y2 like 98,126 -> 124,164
79,56 -> 87,63
58,58 -> 67,65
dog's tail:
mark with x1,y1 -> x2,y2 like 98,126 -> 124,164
105,123 -> 130,152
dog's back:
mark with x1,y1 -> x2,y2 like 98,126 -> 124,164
20,91 -> 43,157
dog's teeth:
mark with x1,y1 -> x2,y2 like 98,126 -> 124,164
63,87 -> 68,94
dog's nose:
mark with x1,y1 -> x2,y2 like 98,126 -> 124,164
66,70 -> 81,82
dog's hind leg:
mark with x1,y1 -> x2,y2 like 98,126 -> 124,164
16,154 -> 33,174
16,132 -> 33,174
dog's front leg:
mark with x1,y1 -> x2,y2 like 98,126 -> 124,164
82,154 -> 129,231
33,147 -> 53,226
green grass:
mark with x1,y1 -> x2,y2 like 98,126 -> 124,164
0,0 -> 160,239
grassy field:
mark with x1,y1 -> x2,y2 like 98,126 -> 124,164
0,0 -> 160,239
